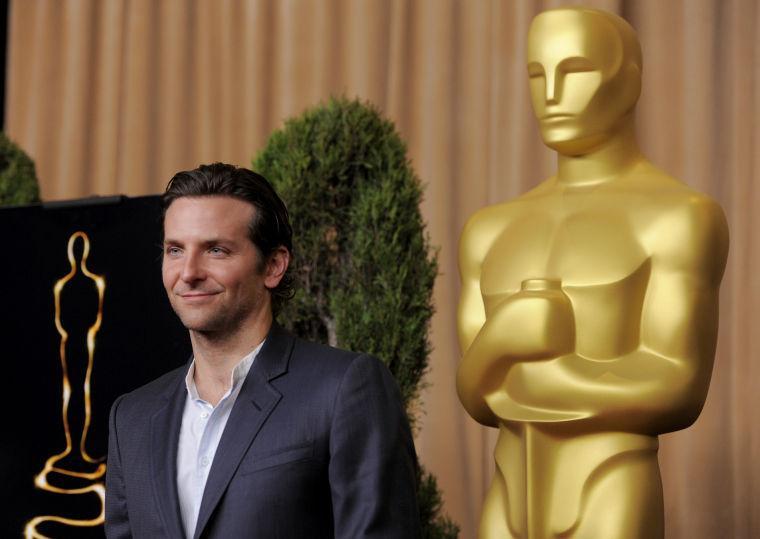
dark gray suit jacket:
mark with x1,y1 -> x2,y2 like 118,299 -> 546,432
105,324 -> 421,538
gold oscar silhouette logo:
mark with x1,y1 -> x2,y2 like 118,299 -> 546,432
25,231 -> 106,537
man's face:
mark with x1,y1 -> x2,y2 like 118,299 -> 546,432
162,196 -> 274,336
527,10 -> 639,155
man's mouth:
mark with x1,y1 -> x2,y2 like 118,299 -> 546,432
177,291 -> 222,300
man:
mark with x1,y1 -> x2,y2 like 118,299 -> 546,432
105,163 -> 420,538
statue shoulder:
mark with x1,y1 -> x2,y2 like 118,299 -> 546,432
460,179 -> 554,245
459,178 -> 555,270
459,206 -> 503,273
460,200 -> 521,263
647,190 -> 729,283
629,161 -> 728,241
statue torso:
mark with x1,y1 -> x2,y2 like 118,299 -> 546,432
471,169 -> 697,537
478,168 -> 691,361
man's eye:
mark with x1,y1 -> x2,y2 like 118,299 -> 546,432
209,247 -> 227,255
166,247 -> 182,256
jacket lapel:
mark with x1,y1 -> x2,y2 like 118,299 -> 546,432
193,324 -> 295,538
149,370 -> 187,539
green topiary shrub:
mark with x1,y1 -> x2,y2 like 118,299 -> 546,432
0,132 -> 40,205
254,96 -> 458,538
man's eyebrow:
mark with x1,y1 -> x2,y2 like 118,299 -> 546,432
163,238 -> 238,248
200,238 -> 236,247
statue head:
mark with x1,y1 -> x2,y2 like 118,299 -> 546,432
527,8 -> 642,156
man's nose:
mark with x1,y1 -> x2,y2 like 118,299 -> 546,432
545,69 -> 561,105
180,253 -> 206,282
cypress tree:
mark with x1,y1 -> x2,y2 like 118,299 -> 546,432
0,132 -> 40,206
254,97 -> 458,538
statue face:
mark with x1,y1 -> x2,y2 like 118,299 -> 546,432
527,10 -> 640,155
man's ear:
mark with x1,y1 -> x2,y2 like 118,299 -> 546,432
264,246 -> 290,289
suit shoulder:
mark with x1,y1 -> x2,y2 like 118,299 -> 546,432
115,364 -> 186,412
289,337 -> 392,383
290,337 -> 362,371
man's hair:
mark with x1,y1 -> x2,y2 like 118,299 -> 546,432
162,162 -> 294,313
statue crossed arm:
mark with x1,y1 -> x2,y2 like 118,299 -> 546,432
457,194 -> 728,432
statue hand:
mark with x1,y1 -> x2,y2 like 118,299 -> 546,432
486,279 -> 575,360
457,279 -> 576,425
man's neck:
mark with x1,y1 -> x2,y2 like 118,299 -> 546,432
556,118 -> 642,187
189,310 -> 272,405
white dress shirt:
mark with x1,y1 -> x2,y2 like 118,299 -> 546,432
176,342 -> 264,538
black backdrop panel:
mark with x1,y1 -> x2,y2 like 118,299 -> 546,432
0,195 -> 190,537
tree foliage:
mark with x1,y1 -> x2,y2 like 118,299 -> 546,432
0,132 -> 40,206
254,97 -> 458,538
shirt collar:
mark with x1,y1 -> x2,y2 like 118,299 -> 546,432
184,340 -> 265,403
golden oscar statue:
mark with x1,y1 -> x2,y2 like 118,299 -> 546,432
456,7 -> 729,539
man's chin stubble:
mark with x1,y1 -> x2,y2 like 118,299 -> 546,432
176,309 -> 250,341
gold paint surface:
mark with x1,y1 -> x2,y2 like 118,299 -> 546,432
25,231 -> 106,537
457,8 -> 729,538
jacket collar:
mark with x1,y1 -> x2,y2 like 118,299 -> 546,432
149,322 -> 295,539
248,322 -> 293,382
149,368 -> 187,538
193,322 -> 295,538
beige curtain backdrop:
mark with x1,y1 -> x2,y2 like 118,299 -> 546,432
7,0 -> 759,537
